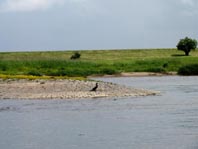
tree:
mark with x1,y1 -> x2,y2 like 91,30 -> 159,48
176,37 -> 197,56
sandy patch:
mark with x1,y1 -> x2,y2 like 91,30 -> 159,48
0,79 -> 159,100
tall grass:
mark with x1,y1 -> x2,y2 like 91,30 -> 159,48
0,60 -> 119,77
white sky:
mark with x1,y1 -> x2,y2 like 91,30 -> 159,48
0,0 -> 197,51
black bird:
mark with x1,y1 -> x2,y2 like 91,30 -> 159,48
90,83 -> 98,91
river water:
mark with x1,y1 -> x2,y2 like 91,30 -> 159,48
0,76 -> 198,149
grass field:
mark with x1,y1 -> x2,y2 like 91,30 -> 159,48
0,48 -> 198,78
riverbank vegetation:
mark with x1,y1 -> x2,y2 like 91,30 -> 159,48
0,48 -> 198,78
178,64 -> 198,75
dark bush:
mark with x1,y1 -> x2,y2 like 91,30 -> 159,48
100,68 -> 117,75
70,52 -> 81,60
0,65 -> 7,71
163,63 -> 169,68
178,64 -> 198,75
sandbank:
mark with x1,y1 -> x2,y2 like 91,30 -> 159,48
0,79 -> 158,100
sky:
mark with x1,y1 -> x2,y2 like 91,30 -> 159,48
0,0 -> 197,52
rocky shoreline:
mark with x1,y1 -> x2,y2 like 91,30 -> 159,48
0,79 -> 159,100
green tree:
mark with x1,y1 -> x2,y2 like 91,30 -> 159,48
176,37 -> 197,56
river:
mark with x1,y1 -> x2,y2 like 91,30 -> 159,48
0,76 -> 198,149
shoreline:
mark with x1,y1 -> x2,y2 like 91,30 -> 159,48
88,72 -> 178,78
0,79 -> 159,100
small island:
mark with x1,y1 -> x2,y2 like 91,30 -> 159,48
0,79 -> 158,100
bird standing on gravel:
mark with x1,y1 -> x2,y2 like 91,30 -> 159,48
90,83 -> 98,91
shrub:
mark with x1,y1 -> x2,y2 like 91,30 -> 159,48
162,63 -> 169,68
70,52 -> 81,59
100,68 -> 117,75
178,64 -> 198,75
0,65 -> 7,71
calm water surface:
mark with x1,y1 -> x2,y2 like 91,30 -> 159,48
1,76 -> 198,149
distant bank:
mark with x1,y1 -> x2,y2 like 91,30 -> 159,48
0,48 -> 198,79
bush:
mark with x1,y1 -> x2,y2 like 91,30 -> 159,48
178,64 -> 198,75
100,68 -> 117,75
162,63 -> 169,68
0,65 -> 7,71
70,52 -> 81,59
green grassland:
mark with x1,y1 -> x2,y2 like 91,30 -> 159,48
0,48 -> 198,78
